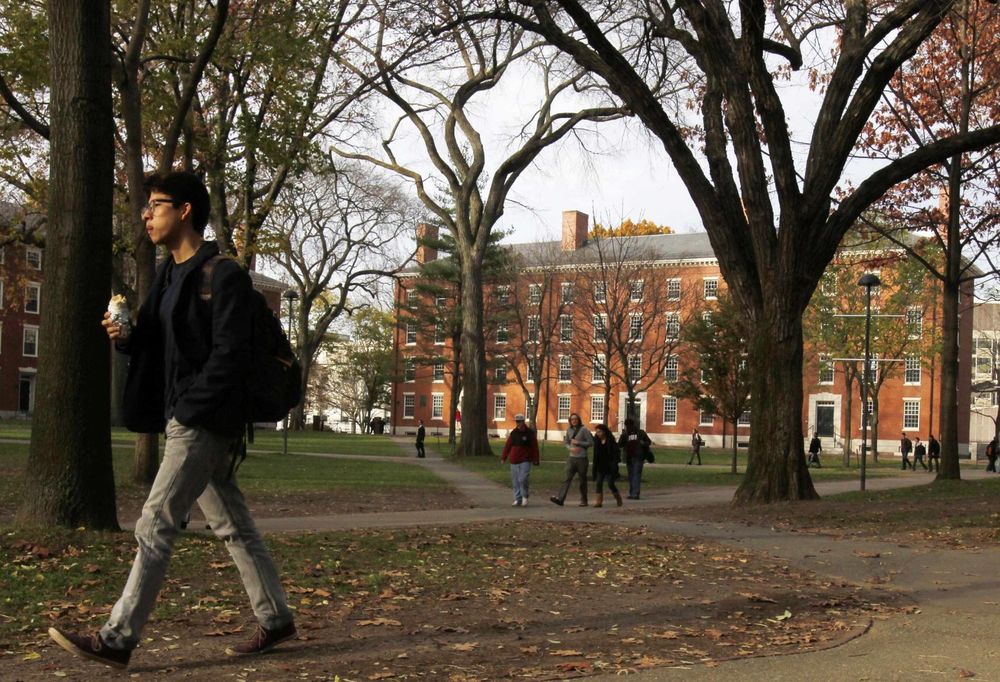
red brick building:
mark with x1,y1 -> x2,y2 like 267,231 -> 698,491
0,234 -> 44,416
392,211 -> 972,456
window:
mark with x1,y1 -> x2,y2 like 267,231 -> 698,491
404,358 -> 416,382
560,282 -> 574,304
529,283 -> 542,305
528,357 -> 541,383
664,355 -> 678,382
628,354 -> 642,382
434,322 -> 446,344
699,409 -> 714,426
592,355 -> 606,382
701,310 -> 712,325
590,395 -> 606,423
432,394 -> 444,419
558,355 -> 572,382
868,355 -> 879,383
557,395 -> 571,421
594,281 -> 607,303
593,314 -> 607,342
560,315 -> 573,342
26,247 -> 41,270
496,286 -> 511,305
24,283 -> 40,314
494,394 -> 507,421
662,396 -> 677,425
23,326 -> 38,357
629,314 -> 643,341
436,294 -> 448,307
903,399 -> 920,430
667,278 -> 681,301
402,394 -> 415,418
865,398 -> 874,416
528,316 -> 540,343
405,323 -> 417,345
406,290 -> 417,306
526,395 -> 535,417
433,362 -> 445,382
975,337 -> 995,379
907,307 -> 923,339
496,322 -> 509,344
904,356 -> 921,384
738,410 -> 751,426
703,277 -> 718,300
494,362 -> 507,383
666,312 -> 680,339
818,354 -> 834,384
630,280 -> 644,302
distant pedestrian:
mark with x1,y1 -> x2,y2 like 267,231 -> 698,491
927,434 -> 940,472
900,432 -> 914,470
688,428 -> 704,465
807,432 -> 822,468
912,437 -> 928,471
550,413 -> 593,507
415,420 -> 426,458
986,438 -> 997,473
502,414 -> 539,506
618,417 -> 651,500
591,424 -> 623,507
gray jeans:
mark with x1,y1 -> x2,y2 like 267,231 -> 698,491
101,418 -> 292,650
556,456 -> 589,503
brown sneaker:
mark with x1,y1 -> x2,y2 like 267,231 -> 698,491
225,622 -> 297,656
48,628 -> 131,669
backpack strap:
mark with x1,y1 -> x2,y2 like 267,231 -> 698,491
199,254 -> 231,302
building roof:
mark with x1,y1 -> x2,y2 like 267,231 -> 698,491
249,270 -> 290,292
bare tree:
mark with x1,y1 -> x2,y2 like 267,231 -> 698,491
332,0 -> 624,455
261,164 -> 416,429
479,0 -> 1000,502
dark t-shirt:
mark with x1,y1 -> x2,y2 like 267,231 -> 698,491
159,256 -> 198,420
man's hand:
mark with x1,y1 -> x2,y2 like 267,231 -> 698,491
102,311 -> 123,341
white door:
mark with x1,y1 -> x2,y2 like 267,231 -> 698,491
618,392 -> 647,431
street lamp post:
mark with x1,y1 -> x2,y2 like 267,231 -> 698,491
282,289 -> 299,456
858,273 -> 881,491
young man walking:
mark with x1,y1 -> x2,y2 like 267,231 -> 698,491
927,434 -> 941,472
415,419 -> 426,458
501,414 -> 539,506
900,432 -> 914,471
48,171 -> 295,669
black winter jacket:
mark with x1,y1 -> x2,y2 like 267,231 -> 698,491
120,241 -> 252,437
592,437 -> 621,479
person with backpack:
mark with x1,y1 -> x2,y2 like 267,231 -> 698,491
618,418 -> 651,500
927,434 -> 941,472
501,414 -> 539,506
807,432 -> 822,468
688,428 -> 704,465
912,437 -> 928,471
900,432 -> 914,470
550,413 -> 593,506
415,419 -> 426,458
49,172 -> 295,670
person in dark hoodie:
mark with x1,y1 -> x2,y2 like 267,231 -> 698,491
618,418 -> 651,500
48,171 -> 294,670
591,423 -> 623,507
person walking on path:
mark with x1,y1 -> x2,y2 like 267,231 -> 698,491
551,413 -> 593,506
912,437 -> 928,471
900,432 -> 914,471
927,434 -> 941,473
591,424 -> 623,507
415,420 -> 426,458
986,438 -> 998,473
618,418 -> 651,500
502,414 -> 539,506
688,428 -> 704,465
48,172 -> 295,670
807,432 -> 822,468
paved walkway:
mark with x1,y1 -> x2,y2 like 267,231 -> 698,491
247,438 -> 1000,680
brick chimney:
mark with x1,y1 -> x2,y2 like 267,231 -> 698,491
561,210 -> 589,251
416,222 -> 438,264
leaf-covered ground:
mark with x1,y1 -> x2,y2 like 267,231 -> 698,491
0,521 -> 904,680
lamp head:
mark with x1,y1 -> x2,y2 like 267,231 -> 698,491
858,273 -> 881,288
282,289 -> 299,302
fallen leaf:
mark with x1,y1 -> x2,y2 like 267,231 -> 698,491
357,618 -> 402,627
556,661 -> 592,673
22,651 -> 41,661
551,649 -> 583,657
958,670 -> 975,679
447,642 -> 478,651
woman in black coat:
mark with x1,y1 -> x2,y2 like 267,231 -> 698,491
591,423 -> 623,507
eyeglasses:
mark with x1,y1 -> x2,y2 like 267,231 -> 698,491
141,198 -> 180,216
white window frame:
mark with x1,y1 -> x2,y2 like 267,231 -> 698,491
666,312 -> 680,340
405,323 -> 417,345
560,281 -> 574,304
907,306 -> 923,339
592,354 -> 606,383
558,355 -> 572,382
496,285 -> 511,305
436,294 -> 448,307
527,357 -> 541,384
406,290 -> 417,306
593,314 -> 608,342
590,394 -> 606,423
528,315 -> 540,343
557,395 -> 571,422
699,409 -> 714,426
594,281 -> 607,303
903,399 -> 920,430
738,409 -> 751,426
26,246 -> 41,270
23,325 -> 38,357
818,354 -> 834,385
664,355 -> 678,382
432,362 -> 445,382
496,322 -> 509,344
402,393 -> 415,419
629,313 -> 643,341
404,358 -> 416,382
628,354 -> 642,382
434,322 -> 445,345
662,396 -> 677,425
904,356 -> 921,385
494,362 -> 507,383
24,282 -> 40,314
560,314 -> 573,343
431,393 -> 444,419
666,278 -> 681,301
630,279 -> 644,302
529,283 -> 542,305
702,310 -> 712,324
493,394 -> 507,421
703,277 -> 718,300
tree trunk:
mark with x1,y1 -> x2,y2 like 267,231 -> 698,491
734,313 -> 818,504
937,275 -> 962,479
448,338 -> 460,445
457,257 -> 490,456
18,0 -> 118,528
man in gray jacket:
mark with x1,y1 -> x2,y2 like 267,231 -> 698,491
551,413 -> 594,506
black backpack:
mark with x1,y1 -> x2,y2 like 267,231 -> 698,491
201,255 -> 303,423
